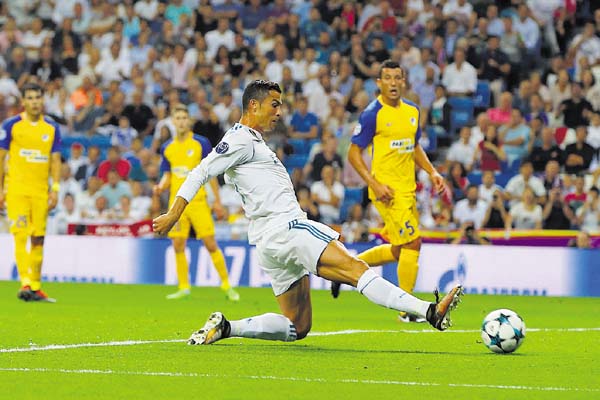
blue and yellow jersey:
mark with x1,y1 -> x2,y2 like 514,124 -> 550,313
351,96 -> 421,197
160,132 -> 211,204
0,113 -> 61,197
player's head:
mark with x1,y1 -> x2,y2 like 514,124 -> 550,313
20,82 -> 44,118
377,60 -> 405,103
171,103 -> 190,135
241,80 -> 282,131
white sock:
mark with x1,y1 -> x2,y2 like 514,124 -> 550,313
229,313 -> 297,342
357,269 -> 431,318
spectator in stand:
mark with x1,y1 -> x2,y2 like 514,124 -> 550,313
205,17 -> 235,59
441,47 -> 477,97
478,170 -> 503,204
427,84 -> 451,135
512,80 -> 533,116
500,108 -> 531,166
70,74 -> 104,135
577,187 -> 600,232
530,127 -> 563,173
487,91 -> 513,127
447,161 -> 469,202
289,96 -> 319,140
450,222 -> 491,245
51,193 -> 81,235
296,186 -> 320,222
58,163 -> 83,205
446,126 -> 475,172
513,3 -> 540,71
507,187 -> 543,230
121,91 -> 155,138
569,21 -> 600,80
587,111 -> 600,150
75,145 -> 101,184
341,203 -> 369,244
99,170 -> 132,209
97,146 -> 131,183
543,187 -> 573,229
504,160 -> 546,206
482,190 -> 509,229
564,126 -> 596,175
453,185 -> 488,229
474,125 -> 506,172
549,69 -> 572,111
85,195 -> 113,222
310,165 -> 345,224
304,134 -> 343,184
556,81 -> 594,129
541,159 -> 564,193
499,17 -> 521,67
478,35 -> 511,106
68,142 -> 88,177
30,45 -> 62,84
130,180 -> 152,221
564,174 -> 587,215
568,231 -> 593,249
111,115 -> 138,152
78,176 -> 102,219
525,93 -> 549,126
529,71 -> 551,106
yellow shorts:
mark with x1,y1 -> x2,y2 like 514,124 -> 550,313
373,195 -> 420,246
6,193 -> 49,236
168,201 -> 215,239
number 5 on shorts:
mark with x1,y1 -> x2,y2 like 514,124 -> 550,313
405,221 -> 415,236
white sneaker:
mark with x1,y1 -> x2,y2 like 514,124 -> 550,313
223,287 -> 240,302
166,288 -> 191,300
188,312 -> 230,345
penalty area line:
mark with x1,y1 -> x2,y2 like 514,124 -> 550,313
1,327 -> 598,353
0,367 -> 598,393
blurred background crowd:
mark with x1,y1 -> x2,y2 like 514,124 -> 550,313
1,0 -> 600,245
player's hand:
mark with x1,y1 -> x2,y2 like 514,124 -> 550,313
152,185 -> 162,197
213,201 -> 226,221
48,191 -> 58,210
152,212 -> 178,236
430,171 -> 446,195
371,180 -> 394,205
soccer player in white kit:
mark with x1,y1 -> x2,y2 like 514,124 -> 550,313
152,80 -> 464,345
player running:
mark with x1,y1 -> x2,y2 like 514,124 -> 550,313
0,83 -> 62,302
331,60 -> 445,323
153,104 -> 240,301
153,80 -> 462,345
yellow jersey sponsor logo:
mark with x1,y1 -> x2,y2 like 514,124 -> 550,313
172,166 -> 190,178
389,139 -> 414,154
19,149 -> 49,163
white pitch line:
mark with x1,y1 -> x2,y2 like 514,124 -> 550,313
0,367 -> 598,393
1,327 -> 598,354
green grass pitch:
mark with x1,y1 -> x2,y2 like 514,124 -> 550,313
0,281 -> 599,399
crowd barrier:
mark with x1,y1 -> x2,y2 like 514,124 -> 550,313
0,235 -> 598,297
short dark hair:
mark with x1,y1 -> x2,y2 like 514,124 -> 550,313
379,59 -> 402,78
21,82 -> 44,97
242,80 -> 282,112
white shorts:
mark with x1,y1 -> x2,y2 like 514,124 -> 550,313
256,219 -> 340,296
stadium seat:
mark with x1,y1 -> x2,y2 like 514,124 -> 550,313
284,154 -> 309,170
424,126 -> 439,153
473,81 -> 491,109
448,97 -> 474,134
90,135 -> 112,149
143,135 -> 153,149
344,187 -> 364,205
288,138 -> 308,155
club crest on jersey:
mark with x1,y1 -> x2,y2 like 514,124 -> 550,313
215,142 -> 229,154
187,149 -> 194,157
410,117 -> 417,126
41,134 -> 49,142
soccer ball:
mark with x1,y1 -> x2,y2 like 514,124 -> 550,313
481,309 -> 526,354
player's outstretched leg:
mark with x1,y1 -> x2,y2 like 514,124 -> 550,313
188,312 -> 297,345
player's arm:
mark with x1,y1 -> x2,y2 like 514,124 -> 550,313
209,177 -> 226,220
348,143 -> 394,204
48,152 -> 61,210
0,148 -> 6,208
414,143 -> 445,194
153,136 -> 252,235
153,171 -> 171,196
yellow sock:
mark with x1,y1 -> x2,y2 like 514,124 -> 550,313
209,248 -> 230,290
397,248 -> 420,293
29,245 -> 44,291
14,234 -> 31,287
357,244 -> 396,266
175,251 -> 190,290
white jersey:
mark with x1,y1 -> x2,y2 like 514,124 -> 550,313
177,122 -> 306,244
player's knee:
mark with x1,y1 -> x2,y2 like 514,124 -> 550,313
405,237 -> 422,251
30,236 -> 44,246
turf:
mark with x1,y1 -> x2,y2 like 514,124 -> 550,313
0,281 -> 599,400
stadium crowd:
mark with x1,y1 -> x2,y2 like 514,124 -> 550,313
1,0 -> 600,242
